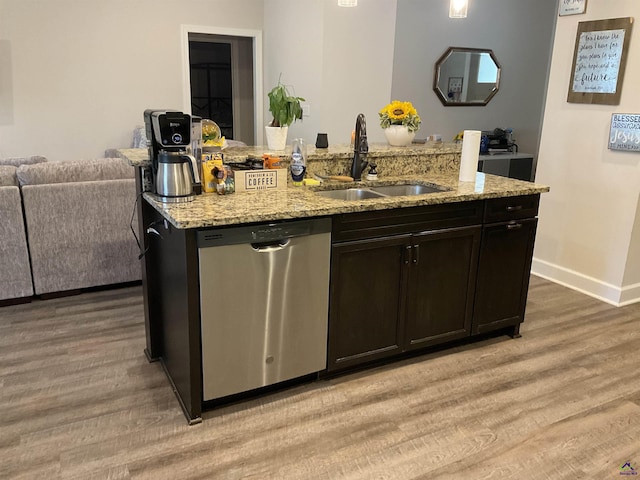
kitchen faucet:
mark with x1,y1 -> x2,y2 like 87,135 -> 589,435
351,113 -> 369,181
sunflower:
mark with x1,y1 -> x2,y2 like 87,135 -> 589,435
379,100 -> 421,132
386,101 -> 409,120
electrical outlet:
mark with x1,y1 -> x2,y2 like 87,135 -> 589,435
302,104 -> 311,117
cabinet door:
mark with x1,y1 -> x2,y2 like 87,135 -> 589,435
405,226 -> 481,350
473,218 -> 538,334
327,235 -> 409,371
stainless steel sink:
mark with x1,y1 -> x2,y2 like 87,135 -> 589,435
315,182 -> 449,201
370,184 -> 447,196
316,188 -> 386,200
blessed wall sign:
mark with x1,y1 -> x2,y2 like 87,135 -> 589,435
609,113 -> 640,152
559,0 -> 587,17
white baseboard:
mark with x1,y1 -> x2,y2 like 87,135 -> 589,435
531,257 -> 640,307
620,282 -> 640,306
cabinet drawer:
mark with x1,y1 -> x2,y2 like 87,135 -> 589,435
484,194 -> 540,223
332,201 -> 484,242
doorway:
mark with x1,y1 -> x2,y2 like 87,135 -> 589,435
189,39 -> 234,139
181,26 -> 263,145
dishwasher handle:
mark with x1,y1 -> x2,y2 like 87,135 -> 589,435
251,238 -> 291,252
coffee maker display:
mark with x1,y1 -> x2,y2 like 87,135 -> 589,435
143,110 -> 201,203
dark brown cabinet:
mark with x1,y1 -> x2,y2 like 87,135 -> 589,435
328,235 -> 408,370
405,226 -> 481,350
328,195 -> 540,372
472,195 -> 540,336
478,153 -> 534,182
327,202 -> 485,372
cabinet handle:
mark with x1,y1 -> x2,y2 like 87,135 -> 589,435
404,245 -> 412,265
412,244 -> 419,265
506,222 -> 523,230
506,205 -> 523,212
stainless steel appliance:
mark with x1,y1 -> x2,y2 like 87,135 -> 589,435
197,218 -> 331,401
143,109 -> 201,202
155,150 -> 200,202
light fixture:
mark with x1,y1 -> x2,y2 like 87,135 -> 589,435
449,0 -> 468,18
338,0 -> 357,7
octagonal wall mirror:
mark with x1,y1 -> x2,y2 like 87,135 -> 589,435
433,47 -> 501,106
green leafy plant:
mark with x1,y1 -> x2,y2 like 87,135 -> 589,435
268,78 -> 305,127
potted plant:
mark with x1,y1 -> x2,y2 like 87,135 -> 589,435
379,100 -> 421,146
265,78 -> 305,150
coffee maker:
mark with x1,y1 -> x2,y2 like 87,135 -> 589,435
143,110 -> 201,203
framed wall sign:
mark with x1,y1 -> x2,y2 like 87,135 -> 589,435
559,0 -> 587,16
448,77 -> 463,93
609,113 -> 640,152
447,76 -> 463,102
567,17 -> 634,105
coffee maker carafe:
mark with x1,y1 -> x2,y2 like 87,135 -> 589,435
156,150 -> 200,200
143,110 -> 201,203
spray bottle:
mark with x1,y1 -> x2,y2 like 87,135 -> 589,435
290,138 -> 307,186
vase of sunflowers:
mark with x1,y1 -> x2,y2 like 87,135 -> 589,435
379,100 -> 421,146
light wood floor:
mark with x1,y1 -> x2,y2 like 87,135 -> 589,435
1,276 -> 639,479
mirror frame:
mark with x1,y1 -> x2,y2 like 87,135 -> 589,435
433,47 -> 501,107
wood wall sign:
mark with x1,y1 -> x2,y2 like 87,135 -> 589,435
567,17 -> 633,105
559,0 -> 587,16
609,113 -> 640,152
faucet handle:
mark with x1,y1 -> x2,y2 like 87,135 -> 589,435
358,139 -> 368,154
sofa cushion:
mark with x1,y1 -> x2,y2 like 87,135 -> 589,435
0,155 -> 47,167
21,178 -> 140,295
0,165 -> 18,187
17,158 -> 134,186
0,186 -> 34,300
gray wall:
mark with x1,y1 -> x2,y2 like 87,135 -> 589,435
392,0 -> 557,170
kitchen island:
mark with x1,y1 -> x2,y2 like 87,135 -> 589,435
119,143 -> 549,424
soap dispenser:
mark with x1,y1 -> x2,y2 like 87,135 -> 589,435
366,163 -> 378,181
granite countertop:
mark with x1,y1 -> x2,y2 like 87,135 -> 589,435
140,173 -> 549,229
117,145 -> 549,229
118,142 -> 461,168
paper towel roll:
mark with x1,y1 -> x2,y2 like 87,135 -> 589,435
459,130 -> 481,182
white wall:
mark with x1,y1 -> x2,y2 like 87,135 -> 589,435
263,0 -> 397,147
533,0 -> 640,305
263,0 -> 325,143
624,195 -> 640,287
0,0 -> 264,161
1,0 -> 396,160
319,0 -> 397,146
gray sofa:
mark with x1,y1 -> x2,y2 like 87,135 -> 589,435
0,165 -> 34,303
0,155 -> 48,168
16,158 -> 141,296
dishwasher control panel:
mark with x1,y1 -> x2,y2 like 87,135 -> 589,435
251,224 -> 303,242
197,218 -> 330,247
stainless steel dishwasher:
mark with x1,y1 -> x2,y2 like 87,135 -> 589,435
197,217 -> 332,401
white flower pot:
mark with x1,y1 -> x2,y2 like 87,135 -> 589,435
265,125 -> 289,150
384,125 -> 416,147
